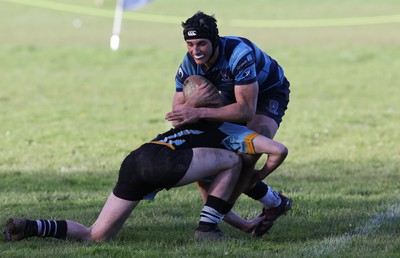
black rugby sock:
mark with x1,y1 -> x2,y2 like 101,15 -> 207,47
198,195 -> 231,230
36,220 -> 68,239
244,181 -> 269,200
23,219 -> 38,238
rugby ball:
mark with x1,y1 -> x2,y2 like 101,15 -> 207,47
183,75 -> 209,99
183,75 -> 223,108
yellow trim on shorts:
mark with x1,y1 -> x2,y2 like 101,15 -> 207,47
244,132 -> 259,155
149,141 -> 175,150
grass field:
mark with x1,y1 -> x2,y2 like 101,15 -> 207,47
1,0 -> 400,257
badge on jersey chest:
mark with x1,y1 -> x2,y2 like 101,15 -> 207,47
219,69 -> 233,83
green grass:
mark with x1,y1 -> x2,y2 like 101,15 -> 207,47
1,0 -> 400,257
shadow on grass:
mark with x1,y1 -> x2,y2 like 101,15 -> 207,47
1,157 -> 399,246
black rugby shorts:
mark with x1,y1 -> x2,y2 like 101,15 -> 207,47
256,77 -> 290,126
113,143 -> 193,201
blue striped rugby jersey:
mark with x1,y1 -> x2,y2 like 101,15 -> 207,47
175,36 -> 286,101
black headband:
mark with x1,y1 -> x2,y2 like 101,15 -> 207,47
183,27 -> 214,42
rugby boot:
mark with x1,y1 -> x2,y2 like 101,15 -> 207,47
252,193 -> 292,237
4,218 -> 34,242
194,223 -> 225,240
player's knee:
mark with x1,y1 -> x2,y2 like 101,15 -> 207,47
224,152 -> 241,170
91,233 -> 109,243
280,145 -> 289,158
247,118 -> 278,139
90,227 -> 112,242
258,126 -> 275,138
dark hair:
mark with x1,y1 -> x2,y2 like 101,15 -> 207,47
182,11 -> 219,48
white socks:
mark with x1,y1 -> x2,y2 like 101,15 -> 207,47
258,186 -> 281,209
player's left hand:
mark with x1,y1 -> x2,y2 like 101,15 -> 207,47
242,213 -> 267,233
165,103 -> 200,126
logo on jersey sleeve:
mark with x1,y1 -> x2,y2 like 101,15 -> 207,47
234,54 -> 255,75
243,69 -> 251,78
178,67 -> 184,78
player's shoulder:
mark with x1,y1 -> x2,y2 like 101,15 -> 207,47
221,36 -> 254,58
222,36 -> 254,48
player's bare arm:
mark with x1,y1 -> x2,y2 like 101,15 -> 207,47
166,82 -> 258,126
172,91 -> 185,107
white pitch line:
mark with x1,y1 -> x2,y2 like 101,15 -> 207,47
352,203 -> 400,236
303,203 -> 400,256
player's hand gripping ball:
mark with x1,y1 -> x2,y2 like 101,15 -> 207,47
183,75 -> 223,108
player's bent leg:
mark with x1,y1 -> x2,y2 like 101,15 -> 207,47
227,153 -> 260,204
196,181 -> 209,204
64,221 -> 91,241
175,148 -> 241,199
174,148 -> 242,240
239,115 -> 279,197
88,192 -> 139,242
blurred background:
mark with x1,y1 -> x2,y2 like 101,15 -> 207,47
1,0 -> 399,48
0,1 -> 399,256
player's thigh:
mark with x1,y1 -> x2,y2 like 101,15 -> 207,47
243,116 -> 277,169
175,148 -> 240,186
247,114 -> 278,139
90,192 -> 139,241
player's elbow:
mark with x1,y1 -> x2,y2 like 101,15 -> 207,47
239,106 -> 256,122
278,145 -> 288,161
243,112 -> 255,122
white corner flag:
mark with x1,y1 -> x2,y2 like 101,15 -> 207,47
110,0 -> 153,51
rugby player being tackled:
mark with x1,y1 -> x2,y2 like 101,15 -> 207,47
166,11 -> 293,237
5,75 -> 288,241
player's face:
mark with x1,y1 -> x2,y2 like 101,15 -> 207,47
186,39 -> 213,65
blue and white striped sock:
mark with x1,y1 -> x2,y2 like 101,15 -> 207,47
199,205 -> 224,224
36,220 -> 67,239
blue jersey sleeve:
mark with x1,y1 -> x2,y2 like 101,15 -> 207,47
175,73 -> 184,92
229,42 -> 258,85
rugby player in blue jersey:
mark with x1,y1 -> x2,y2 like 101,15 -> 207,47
4,77 -> 288,241
165,11 -> 292,236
